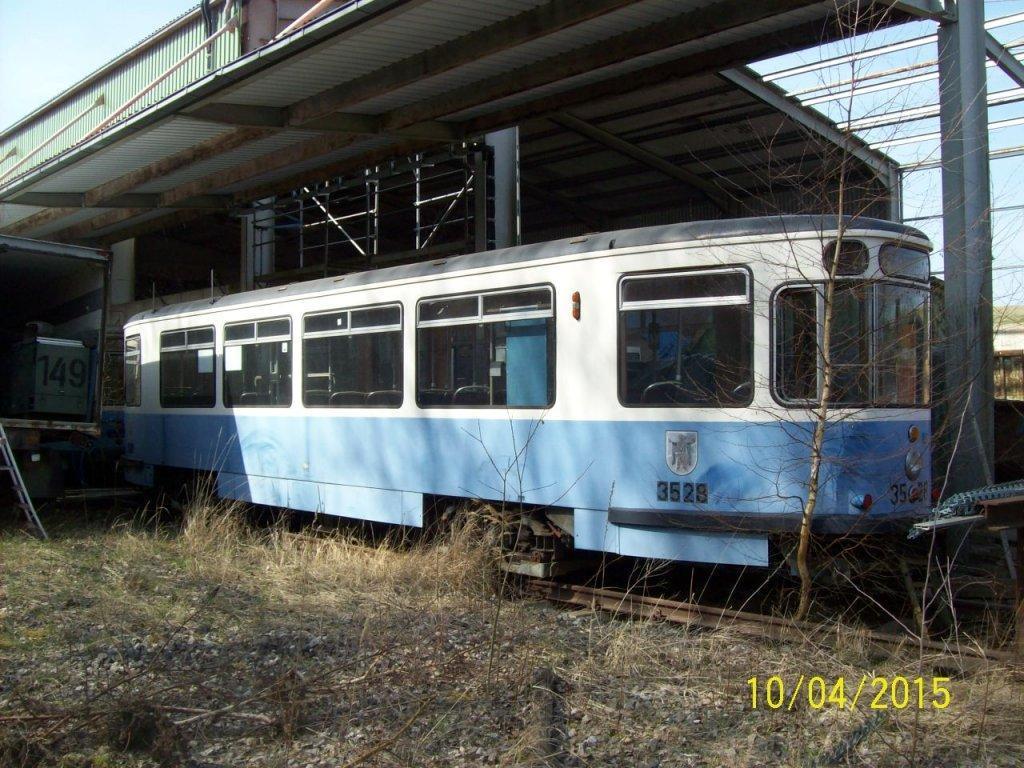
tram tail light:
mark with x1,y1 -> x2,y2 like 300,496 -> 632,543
572,291 -> 581,320
851,494 -> 873,511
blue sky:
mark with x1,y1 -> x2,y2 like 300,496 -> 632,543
752,0 -> 1024,307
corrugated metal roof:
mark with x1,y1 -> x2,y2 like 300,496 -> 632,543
24,118 -> 235,194
0,0 -> 914,242
217,0 -> 547,107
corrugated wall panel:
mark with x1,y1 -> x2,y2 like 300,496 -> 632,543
0,1 -> 241,184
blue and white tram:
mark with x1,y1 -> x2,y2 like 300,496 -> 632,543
122,216 -> 932,568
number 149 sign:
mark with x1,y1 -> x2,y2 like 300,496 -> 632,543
38,354 -> 87,389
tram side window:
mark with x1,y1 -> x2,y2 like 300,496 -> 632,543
124,335 -> 142,407
302,305 -> 403,407
159,327 -> 215,408
223,319 -> 292,407
775,284 -> 877,405
775,288 -> 818,401
416,287 -> 555,407
619,270 -> 752,406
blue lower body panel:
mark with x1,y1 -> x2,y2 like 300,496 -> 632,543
574,508 -> 768,565
123,411 -> 928,567
217,472 -> 423,526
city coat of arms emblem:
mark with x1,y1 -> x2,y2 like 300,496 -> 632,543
665,431 -> 698,475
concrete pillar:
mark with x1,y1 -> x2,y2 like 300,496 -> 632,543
938,3 -> 994,493
486,128 -> 521,249
109,238 -> 136,305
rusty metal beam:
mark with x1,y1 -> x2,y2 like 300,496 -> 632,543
51,208 -> 152,241
3,207 -> 79,236
378,0 -> 816,132
530,580 -> 1020,664
189,102 -> 463,140
458,17 -> 831,136
158,131 -> 362,207
12,192 -> 232,209
82,127 -> 272,208
286,0 -> 642,126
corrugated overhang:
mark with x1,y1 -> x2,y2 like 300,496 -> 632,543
0,0 -> 914,243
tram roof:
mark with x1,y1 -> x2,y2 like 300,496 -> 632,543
128,215 -> 928,323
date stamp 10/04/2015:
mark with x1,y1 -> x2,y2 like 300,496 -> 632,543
746,676 -> 952,711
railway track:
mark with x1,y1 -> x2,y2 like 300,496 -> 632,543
527,578 -> 1022,666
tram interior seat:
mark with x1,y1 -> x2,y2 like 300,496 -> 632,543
641,381 -> 692,405
452,385 -> 489,405
305,389 -> 330,406
418,388 -> 451,406
238,391 -> 268,405
366,389 -> 402,407
331,390 -> 367,406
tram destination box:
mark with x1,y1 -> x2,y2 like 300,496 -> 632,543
6,337 -> 91,419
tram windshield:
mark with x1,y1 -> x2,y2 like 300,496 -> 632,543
775,281 -> 929,407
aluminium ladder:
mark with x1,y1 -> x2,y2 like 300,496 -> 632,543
0,422 -> 47,539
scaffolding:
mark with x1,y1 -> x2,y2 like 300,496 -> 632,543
244,142 -> 495,288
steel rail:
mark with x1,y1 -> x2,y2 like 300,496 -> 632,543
528,579 -> 1021,664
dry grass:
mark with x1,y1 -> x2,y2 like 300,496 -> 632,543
171,495 -> 499,608
1,498 -> 1023,767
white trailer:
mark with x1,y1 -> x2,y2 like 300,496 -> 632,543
0,235 -> 110,499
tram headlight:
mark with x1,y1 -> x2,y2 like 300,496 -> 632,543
905,449 -> 924,480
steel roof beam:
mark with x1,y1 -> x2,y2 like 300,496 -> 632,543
85,127 -> 274,208
285,0 -> 642,126
548,111 -> 736,214
188,103 -> 463,140
718,68 -> 896,185
4,207 -> 80,237
379,0 -> 817,133
11,192 -> 232,210
985,32 -> 1024,90
521,175 -> 607,231
876,0 -> 952,21
145,1 -> 814,221
460,17 -> 844,137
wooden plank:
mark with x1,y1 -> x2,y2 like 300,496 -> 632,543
287,0 -> 642,125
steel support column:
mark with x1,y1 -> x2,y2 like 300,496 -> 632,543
938,1 -> 994,493
486,128 -> 521,249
